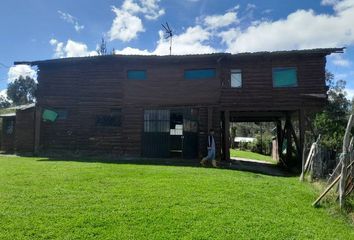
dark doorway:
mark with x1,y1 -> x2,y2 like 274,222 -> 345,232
142,108 -> 199,159
169,111 -> 183,158
142,110 -> 170,158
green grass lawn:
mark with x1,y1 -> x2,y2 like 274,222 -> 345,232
230,149 -> 276,164
0,156 -> 352,239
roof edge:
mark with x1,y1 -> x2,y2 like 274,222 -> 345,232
14,47 -> 345,66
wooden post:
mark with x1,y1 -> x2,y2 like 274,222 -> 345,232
289,121 -> 300,162
285,114 -> 292,166
340,114 -> 354,208
299,109 -> 306,181
224,110 -> 230,161
220,111 -> 225,161
33,106 -> 41,155
312,175 -> 341,207
313,161 -> 354,206
276,119 -> 282,162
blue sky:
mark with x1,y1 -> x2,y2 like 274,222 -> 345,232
0,0 -> 353,97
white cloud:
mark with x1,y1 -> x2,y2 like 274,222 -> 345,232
50,1 -> 354,58
122,0 -> 165,20
112,25 -> 216,55
203,12 -> 239,29
58,10 -> 84,32
218,28 -> 241,46
50,39 -> 97,58
49,38 -> 58,45
321,0 -> 340,6
108,0 -> 164,42
219,0 -> 354,53
246,3 -> 256,11
345,87 -> 354,100
335,73 -> 348,79
331,54 -> 351,67
64,40 -> 93,57
154,26 -> 216,55
115,47 -> 152,55
262,9 -> 273,14
139,0 -> 165,20
108,6 -> 145,42
7,65 -> 37,83
0,89 -> 8,99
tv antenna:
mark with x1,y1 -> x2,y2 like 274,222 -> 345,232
161,22 -> 173,55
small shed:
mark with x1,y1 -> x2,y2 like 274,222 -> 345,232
233,137 -> 256,148
0,112 -> 16,152
0,104 -> 36,154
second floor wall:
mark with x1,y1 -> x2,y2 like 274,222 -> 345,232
35,53 -> 327,111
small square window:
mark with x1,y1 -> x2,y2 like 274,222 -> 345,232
231,69 -> 242,88
127,70 -> 146,80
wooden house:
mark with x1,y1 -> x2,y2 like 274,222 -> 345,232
14,48 -> 343,166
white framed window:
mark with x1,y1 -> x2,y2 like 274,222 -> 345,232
231,69 -> 242,88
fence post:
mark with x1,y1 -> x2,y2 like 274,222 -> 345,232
339,114 -> 354,208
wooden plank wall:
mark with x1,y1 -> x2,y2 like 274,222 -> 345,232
122,58 -> 220,106
35,54 -> 327,157
38,64 -> 81,151
15,108 -> 35,153
0,118 -> 15,152
122,107 -> 143,156
220,55 -> 327,111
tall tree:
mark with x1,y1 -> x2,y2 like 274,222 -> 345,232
0,95 -> 10,108
7,76 -> 37,106
313,71 -> 350,151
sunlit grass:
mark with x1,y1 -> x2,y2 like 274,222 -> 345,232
230,149 -> 276,164
0,156 -> 352,239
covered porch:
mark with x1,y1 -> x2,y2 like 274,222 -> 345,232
219,110 -> 307,169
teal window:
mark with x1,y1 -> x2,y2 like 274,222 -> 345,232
42,109 -> 58,122
184,69 -> 216,80
127,70 -> 146,80
231,69 -> 242,88
273,67 -> 298,87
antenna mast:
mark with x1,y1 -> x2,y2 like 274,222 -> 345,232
162,22 -> 173,55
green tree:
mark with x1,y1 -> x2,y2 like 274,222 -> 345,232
313,71 -> 350,151
7,76 -> 37,106
0,95 -> 10,108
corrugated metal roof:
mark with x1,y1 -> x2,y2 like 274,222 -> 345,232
14,48 -> 344,66
0,113 -> 16,117
7,103 -> 35,110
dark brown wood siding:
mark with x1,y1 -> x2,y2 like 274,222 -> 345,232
15,108 -> 35,153
1,117 -> 15,152
219,55 -> 327,111
122,59 -> 220,107
37,62 -> 124,153
34,53 -> 327,157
